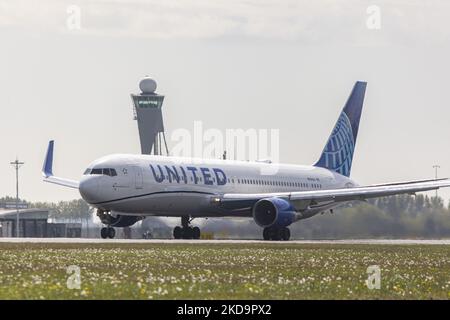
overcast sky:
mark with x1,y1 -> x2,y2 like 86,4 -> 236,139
1,0 -> 450,202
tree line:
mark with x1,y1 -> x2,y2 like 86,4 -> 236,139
289,194 -> 450,238
2,194 -> 450,238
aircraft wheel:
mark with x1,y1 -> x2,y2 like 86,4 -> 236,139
183,227 -> 193,239
100,227 -> 108,239
192,227 -> 201,240
108,227 -> 116,239
268,227 -> 278,240
282,227 -> 290,241
173,226 -> 182,239
272,229 -> 282,241
263,228 -> 271,240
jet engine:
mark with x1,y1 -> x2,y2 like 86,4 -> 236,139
252,197 -> 297,228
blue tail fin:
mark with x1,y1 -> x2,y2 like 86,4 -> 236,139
314,81 -> 367,177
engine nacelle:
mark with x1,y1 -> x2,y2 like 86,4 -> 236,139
252,197 -> 297,228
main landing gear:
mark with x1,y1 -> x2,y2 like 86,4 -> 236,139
101,226 -> 116,239
173,216 -> 201,240
263,226 -> 290,241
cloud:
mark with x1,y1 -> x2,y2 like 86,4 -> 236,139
0,0 -> 449,45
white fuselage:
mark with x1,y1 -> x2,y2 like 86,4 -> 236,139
78,154 -> 356,218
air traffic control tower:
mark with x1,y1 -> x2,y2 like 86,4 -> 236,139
131,77 -> 169,155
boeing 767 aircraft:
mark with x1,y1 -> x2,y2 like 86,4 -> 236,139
42,81 -> 450,240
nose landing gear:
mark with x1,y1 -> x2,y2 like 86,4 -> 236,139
173,216 -> 201,240
97,209 -> 116,239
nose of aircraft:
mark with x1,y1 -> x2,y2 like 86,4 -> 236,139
79,176 -> 99,203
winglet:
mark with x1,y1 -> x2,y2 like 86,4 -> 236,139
42,140 -> 54,177
41,140 -> 79,189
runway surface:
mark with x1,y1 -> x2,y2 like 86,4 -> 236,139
0,238 -> 449,245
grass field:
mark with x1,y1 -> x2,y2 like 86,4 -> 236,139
0,242 -> 449,299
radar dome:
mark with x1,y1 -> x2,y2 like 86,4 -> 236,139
139,77 -> 157,94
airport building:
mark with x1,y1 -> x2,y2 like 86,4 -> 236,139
0,203 -> 81,238
0,208 -> 48,237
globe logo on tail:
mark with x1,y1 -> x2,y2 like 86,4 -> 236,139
317,112 -> 355,177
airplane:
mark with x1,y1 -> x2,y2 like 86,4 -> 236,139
42,81 -> 450,240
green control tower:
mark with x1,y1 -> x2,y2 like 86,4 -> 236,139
131,77 -> 169,155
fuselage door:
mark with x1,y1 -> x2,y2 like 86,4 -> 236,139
133,166 -> 144,189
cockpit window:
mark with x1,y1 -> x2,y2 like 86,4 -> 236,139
85,168 -> 118,176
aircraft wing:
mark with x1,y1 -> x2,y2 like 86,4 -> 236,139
42,140 -> 79,189
220,178 -> 450,209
